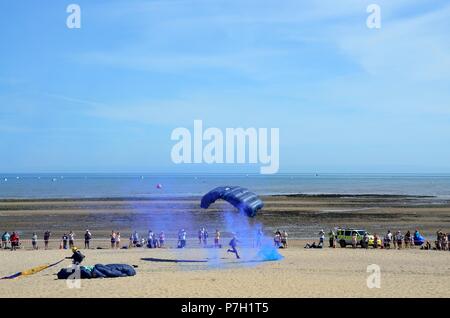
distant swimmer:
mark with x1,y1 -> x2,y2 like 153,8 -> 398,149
227,235 -> 240,259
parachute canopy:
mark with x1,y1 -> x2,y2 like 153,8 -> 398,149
200,186 -> 264,217
57,264 -> 136,279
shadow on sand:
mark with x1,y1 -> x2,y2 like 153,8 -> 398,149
141,257 -> 280,265
141,257 -> 208,263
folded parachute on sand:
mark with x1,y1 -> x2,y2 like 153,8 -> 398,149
57,264 -> 136,279
200,186 -> 264,217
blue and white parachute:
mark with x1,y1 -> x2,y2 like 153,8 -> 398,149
200,186 -> 264,217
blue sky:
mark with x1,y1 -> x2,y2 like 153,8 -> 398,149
0,0 -> 449,173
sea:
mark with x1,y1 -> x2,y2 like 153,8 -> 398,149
1,173 -> 450,199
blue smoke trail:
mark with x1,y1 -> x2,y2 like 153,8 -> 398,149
211,210 -> 284,265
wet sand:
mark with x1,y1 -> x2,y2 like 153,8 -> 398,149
1,194 -> 449,242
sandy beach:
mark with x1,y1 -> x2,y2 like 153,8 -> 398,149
1,195 -> 449,298
1,246 -> 449,298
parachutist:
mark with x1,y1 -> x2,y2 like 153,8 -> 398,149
227,236 -> 240,259
66,246 -> 85,265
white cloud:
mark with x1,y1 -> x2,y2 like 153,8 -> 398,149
335,3 -> 450,81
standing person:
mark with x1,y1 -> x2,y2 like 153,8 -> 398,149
227,235 -> 240,259
395,231 -> 403,249
177,229 -> 183,248
84,230 -> 92,249
31,232 -> 38,250
44,231 -> 51,250
373,233 -> 379,249
181,229 -> 187,248
132,231 -> 139,247
147,230 -> 154,248
274,231 -> 281,248
274,229 -> 282,248
318,230 -> 325,248
10,232 -> 19,251
413,229 -> 420,246
397,231 -> 403,249
362,232 -> 369,249
68,231 -> 75,248
443,233 -> 449,251
438,231 -> 444,250
392,230 -> 398,249
159,232 -> 165,248
178,229 -> 187,248
202,228 -> 208,247
328,229 -> 336,248
281,230 -> 289,248
62,233 -> 69,250
2,231 -> 10,249
129,233 -> 134,248
214,229 -> 221,248
116,232 -> 121,249
256,228 -> 263,247
385,230 -> 392,249
110,231 -> 116,249
198,228 -> 204,245
152,232 -> 159,248
404,231 -> 411,248
351,231 -> 357,248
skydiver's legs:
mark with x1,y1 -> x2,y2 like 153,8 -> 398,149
227,247 -> 240,259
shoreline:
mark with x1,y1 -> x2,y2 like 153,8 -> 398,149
0,193 -> 440,202
1,194 -> 449,240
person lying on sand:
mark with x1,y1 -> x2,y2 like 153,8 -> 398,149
227,235 -> 240,259
304,242 -> 322,249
